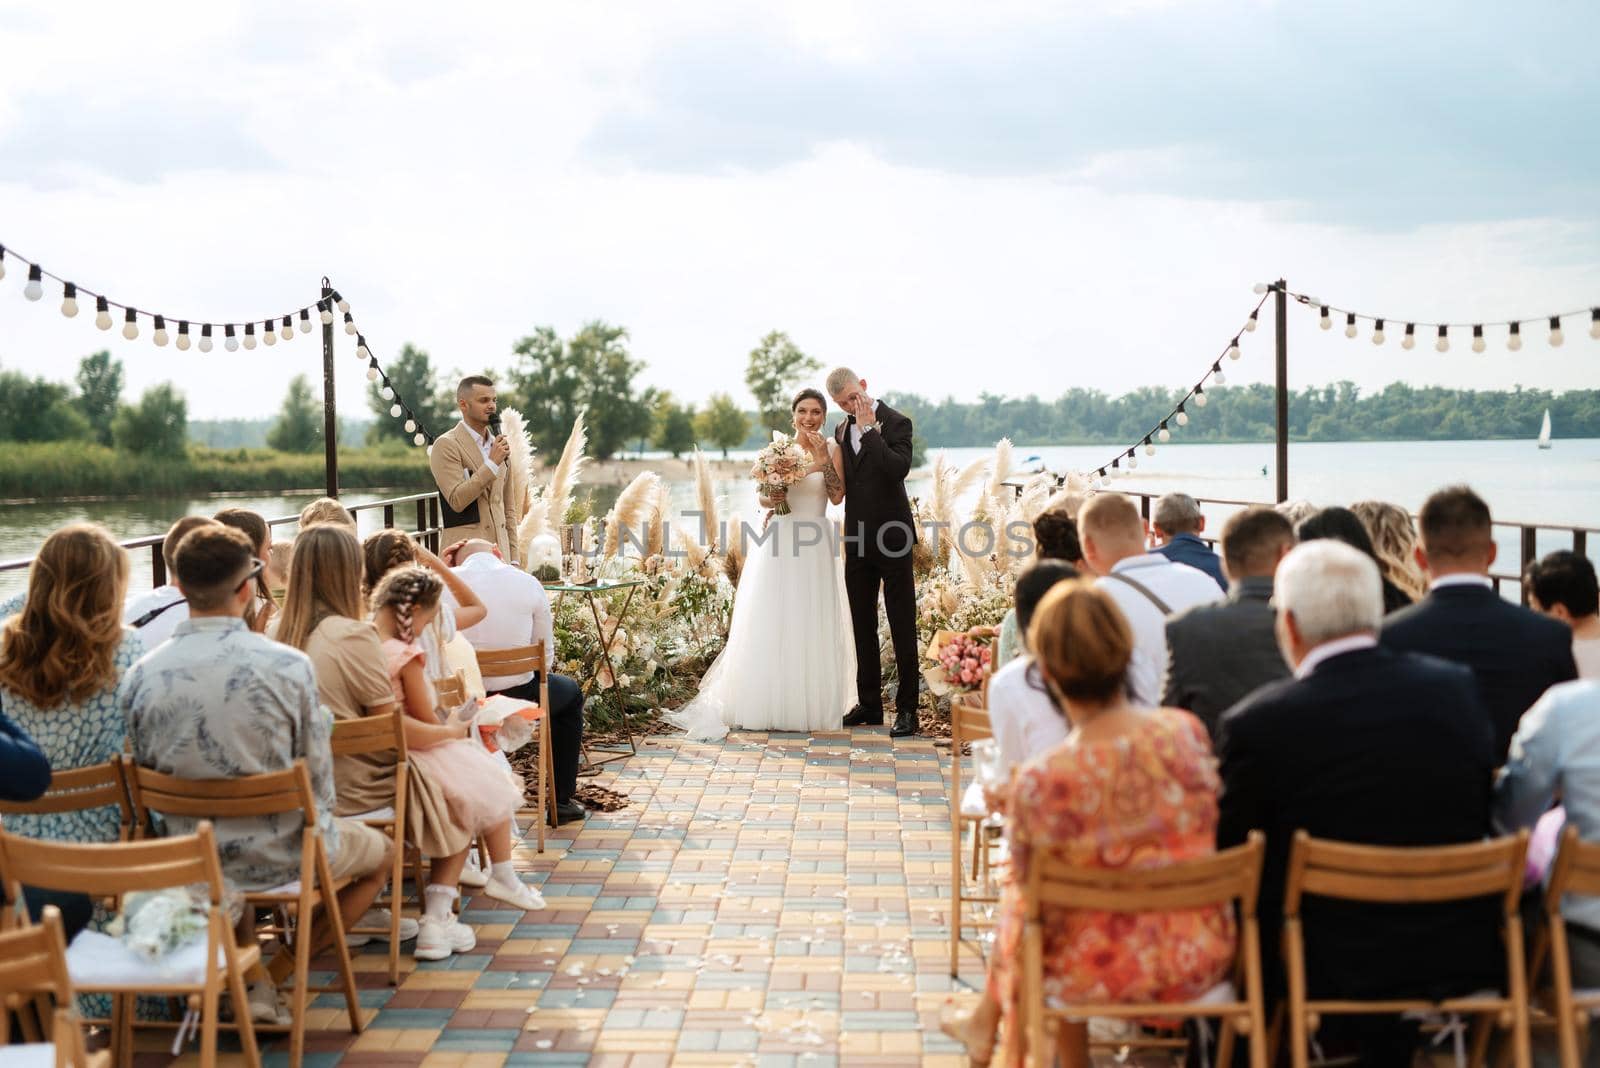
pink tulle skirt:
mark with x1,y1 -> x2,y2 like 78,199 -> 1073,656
409,738 -> 524,835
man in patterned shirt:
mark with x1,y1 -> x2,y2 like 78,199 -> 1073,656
122,524 -> 393,1020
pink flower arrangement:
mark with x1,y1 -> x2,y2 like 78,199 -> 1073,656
750,431 -> 813,515
937,632 -> 992,691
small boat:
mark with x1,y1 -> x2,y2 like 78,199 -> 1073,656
1538,409 -> 1553,451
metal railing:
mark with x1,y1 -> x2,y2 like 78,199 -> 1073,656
0,492 -> 444,589
1118,491 -> 1598,602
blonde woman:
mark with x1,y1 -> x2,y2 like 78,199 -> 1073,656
1350,500 -> 1427,602
0,524 -> 143,846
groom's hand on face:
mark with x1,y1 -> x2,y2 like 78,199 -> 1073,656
854,393 -> 877,428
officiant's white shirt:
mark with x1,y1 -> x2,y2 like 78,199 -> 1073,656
449,553 -> 554,690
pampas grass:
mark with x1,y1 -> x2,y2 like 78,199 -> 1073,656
498,408 -> 536,524
545,413 -> 588,535
603,471 -> 661,557
646,480 -> 672,558
691,448 -> 719,553
516,494 -> 549,567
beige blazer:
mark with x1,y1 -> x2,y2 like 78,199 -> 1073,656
429,421 -> 519,564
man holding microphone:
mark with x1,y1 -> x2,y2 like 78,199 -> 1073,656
429,376 -> 520,566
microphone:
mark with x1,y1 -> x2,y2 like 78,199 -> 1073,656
488,413 -> 501,437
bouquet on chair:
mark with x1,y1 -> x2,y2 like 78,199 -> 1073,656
922,629 -> 993,696
750,431 -> 813,516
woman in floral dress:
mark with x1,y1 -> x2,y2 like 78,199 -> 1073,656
945,579 -> 1235,1067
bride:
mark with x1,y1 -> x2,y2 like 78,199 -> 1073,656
669,387 -> 856,739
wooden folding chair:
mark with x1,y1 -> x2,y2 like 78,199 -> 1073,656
1017,832 -> 1269,1068
474,642 -> 554,852
1522,825 -> 1600,1068
329,710 -> 410,985
0,756 -> 135,841
0,823 -> 261,1068
0,906 -> 109,1067
1282,830 -> 1531,1068
949,691 -> 1000,977
126,761 -> 365,1068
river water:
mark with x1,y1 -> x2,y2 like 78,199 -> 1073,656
3,438 -> 1595,599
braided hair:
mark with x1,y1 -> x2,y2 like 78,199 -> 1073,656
367,565 -> 443,643
362,529 -> 419,594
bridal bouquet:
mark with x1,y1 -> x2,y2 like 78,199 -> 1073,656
923,629 -> 993,696
751,431 -> 812,516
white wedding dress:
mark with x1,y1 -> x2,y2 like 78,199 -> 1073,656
669,459 -> 856,739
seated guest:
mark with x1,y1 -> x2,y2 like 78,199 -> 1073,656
298,496 -> 354,530
363,530 -> 486,679
369,566 -> 546,915
1274,498 -> 1318,528
1078,493 -> 1221,706
122,525 -> 395,1016
1525,550 -> 1600,679
1163,507 -> 1293,738
1496,678 -> 1600,1052
1218,541 -> 1500,1064
946,580 -> 1234,1066
0,705 -> 93,942
447,539 -> 587,824
121,514 -> 217,648
213,507 -> 276,634
1351,499 -> 1427,602
1151,492 -> 1227,591
0,524 -> 142,845
1381,485 -> 1577,760
995,508 -> 1083,666
1296,506 -> 1413,614
985,561 -> 1078,771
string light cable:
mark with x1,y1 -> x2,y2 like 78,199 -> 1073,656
1283,287 -> 1600,352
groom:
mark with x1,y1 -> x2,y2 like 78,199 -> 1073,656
827,367 -> 920,739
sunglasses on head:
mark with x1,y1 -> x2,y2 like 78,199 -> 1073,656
235,558 -> 265,594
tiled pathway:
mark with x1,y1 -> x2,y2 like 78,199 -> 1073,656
138,727 -> 993,1067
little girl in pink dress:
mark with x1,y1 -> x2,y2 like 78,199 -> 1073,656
369,565 -> 543,919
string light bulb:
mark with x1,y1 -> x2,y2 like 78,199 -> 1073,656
121,308 -> 139,340
225,324 -> 239,352
299,308 -> 313,334
279,315 -> 293,341
1591,309 -> 1600,340
199,324 -> 214,353
153,315 -> 169,347
1508,322 -> 1522,351
1372,319 -> 1385,345
1143,436 -> 1155,456
1252,282 -> 1268,294
319,300 -> 333,325
343,311 -> 357,336
23,264 -> 43,301
1158,422 -> 1171,443
1344,312 -> 1357,338
176,321 -> 191,351
243,322 -> 257,350
95,296 -> 113,330
1471,325 -> 1485,353
0,246 -> 6,281
381,385 -> 395,401
1126,449 -> 1137,470
356,336 -> 371,361
413,432 -> 426,447
366,361 -> 380,382
1401,323 -> 1415,350
334,291 -> 349,314
262,319 -> 277,347
389,403 -> 403,417
60,282 -> 78,318
1211,362 -> 1225,386
404,418 -> 417,433
1319,306 -> 1331,330
1244,310 -> 1258,333
1435,325 -> 1449,353
1549,315 -> 1564,347
1176,406 -> 1189,426
1193,387 -> 1207,408
1226,338 -> 1241,361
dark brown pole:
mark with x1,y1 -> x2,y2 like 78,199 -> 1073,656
1274,278 -> 1289,503
321,278 -> 339,498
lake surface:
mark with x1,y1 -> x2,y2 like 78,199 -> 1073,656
3,438 -> 1595,599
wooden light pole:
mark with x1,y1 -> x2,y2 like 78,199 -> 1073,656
1274,278 -> 1289,503
321,278 -> 338,498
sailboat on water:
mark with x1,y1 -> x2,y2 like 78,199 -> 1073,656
1538,409 -> 1553,451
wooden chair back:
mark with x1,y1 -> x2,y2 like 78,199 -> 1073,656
474,642 -> 547,682
0,908 -> 97,1061
329,709 -> 409,762
951,693 -> 993,746
948,691 -> 996,977
0,822 -> 226,905
433,671 -> 467,710
1280,830 -> 1531,1068
1547,824 -> 1600,902
1533,826 -> 1600,1067
0,757 -> 134,840
1018,832 -> 1270,1068
128,761 -> 317,829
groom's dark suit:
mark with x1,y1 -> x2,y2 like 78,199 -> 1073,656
835,402 -> 920,731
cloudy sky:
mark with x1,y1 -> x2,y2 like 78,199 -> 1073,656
1,0 -> 1596,422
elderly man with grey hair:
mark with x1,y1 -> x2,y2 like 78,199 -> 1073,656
1151,492 -> 1227,590
1215,540 -> 1499,1064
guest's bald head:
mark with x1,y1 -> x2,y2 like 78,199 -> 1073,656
1077,494 -> 1147,575
454,539 -> 501,564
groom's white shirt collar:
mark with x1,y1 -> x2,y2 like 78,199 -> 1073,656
849,400 -> 882,451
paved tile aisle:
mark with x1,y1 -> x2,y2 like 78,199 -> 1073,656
140,727 -> 991,1067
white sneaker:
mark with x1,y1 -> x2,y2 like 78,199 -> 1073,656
346,908 -> 420,947
413,916 -> 476,961
458,851 -> 489,888
482,873 -> 547,912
